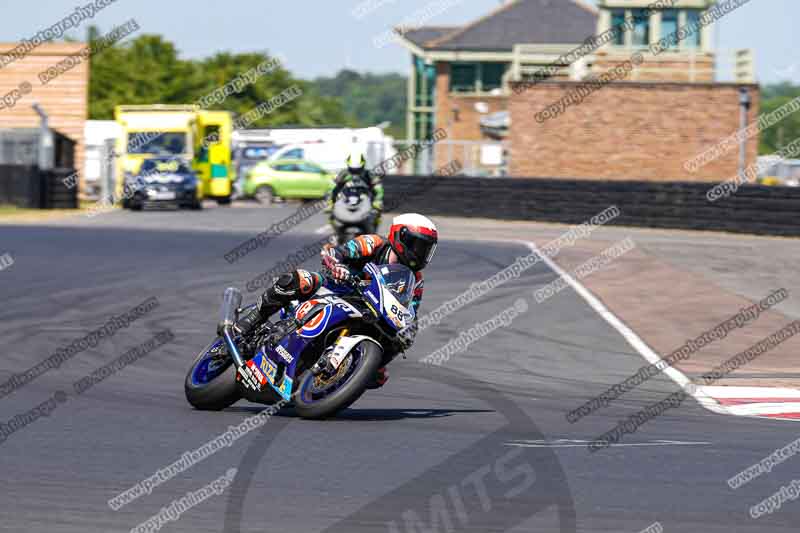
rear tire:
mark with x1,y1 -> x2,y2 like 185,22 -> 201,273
294,341 -> 382,419
217,196 -> 232,206
185,339 -> 241,411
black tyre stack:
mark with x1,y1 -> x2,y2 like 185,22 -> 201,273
42,168 -> 78,209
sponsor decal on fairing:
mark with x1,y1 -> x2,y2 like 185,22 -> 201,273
294,299 -> 333,338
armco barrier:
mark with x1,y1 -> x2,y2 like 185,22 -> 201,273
42,167 -> 78,209
383,176 -> 800,237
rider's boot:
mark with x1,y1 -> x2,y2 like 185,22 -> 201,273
232,305 -> 268,336
234,272 -> 319,336
233,279 -> 292,336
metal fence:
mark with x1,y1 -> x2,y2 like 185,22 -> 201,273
758,158 -> 800,186
366,139 -> 509,177
0,130 -> 40,166
0,128 -> 75,169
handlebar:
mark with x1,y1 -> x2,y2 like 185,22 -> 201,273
319,265 -> 411,349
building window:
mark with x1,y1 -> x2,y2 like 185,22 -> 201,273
282,148 -> 304,160
481,63 -> 506,92
685,10 -> 702,48
631,9 -> 650,46
412,111 -> 435,171
661,9 -> 679,49
414,55 -> 436,107
450,62 -> 508,93
611,9 -> 626,45
414,112 -> 434,141
450,63 -> 478,93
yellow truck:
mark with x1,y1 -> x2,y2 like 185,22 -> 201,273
114,105 -> 234,204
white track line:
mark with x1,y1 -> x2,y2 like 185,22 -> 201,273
513,238 -> 800,420
700,386 -> 800,399
505,440 -> 710,448
724,403 -> 800,416
514,240 -> 732,417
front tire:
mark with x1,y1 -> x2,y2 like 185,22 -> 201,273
185,338 -> 241,410
337,226 -> 360,245
255,186 -> 274,205
294,340 -> 382,419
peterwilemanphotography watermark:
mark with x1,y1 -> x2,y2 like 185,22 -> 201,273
0,252 -> 14,272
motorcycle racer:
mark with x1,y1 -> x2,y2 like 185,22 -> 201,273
235,213 -> 438,387
325,147 -> 384,228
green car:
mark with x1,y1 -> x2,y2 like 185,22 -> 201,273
244,159 -> 334,204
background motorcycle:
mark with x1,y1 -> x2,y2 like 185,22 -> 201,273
330,179 -> 377,244
184,263 -> 415,419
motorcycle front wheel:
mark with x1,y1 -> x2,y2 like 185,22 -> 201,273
184,338 -> 241,410
293,340 -> 382,419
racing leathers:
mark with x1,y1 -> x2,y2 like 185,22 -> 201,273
235,234 -> 423,351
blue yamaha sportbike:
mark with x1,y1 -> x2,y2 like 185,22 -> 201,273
185,263 -> 415,419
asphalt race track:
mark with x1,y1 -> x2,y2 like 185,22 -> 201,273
1,206 -> 799,532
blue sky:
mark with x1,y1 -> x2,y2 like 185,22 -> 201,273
0,0 -> 795,84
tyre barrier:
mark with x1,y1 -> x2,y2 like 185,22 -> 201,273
383,175 -> 800,237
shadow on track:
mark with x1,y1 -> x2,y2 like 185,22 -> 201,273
222,405 -> 492,421
222,363 -> 577,533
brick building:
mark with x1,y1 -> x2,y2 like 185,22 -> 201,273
0,43 -> 89,186
395,0 -> 758,181
510,81 -> 759,180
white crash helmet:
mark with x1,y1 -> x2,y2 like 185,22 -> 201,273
388,213 -> 439,270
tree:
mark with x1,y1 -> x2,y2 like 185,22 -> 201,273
87,28 -> 348,127
759,83 -> 800,155
313,70 -> 408,138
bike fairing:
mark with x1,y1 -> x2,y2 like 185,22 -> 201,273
245,262 -> 415,402
323,234 -> 424,313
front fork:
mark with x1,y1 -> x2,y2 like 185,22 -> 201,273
311,328 -> 351,376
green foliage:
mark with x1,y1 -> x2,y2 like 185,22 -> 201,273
88,27 -> 348,127
762,82 -> 800,101
313,69 -> 408,138
759,83 -> 800,155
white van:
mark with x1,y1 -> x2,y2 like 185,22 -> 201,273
268,143 -> 348,174
269,141 -> 398,175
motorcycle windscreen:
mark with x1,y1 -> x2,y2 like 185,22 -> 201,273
332,188 -> 372,223
380,264 -> 416,308
220,287 -> 243,325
